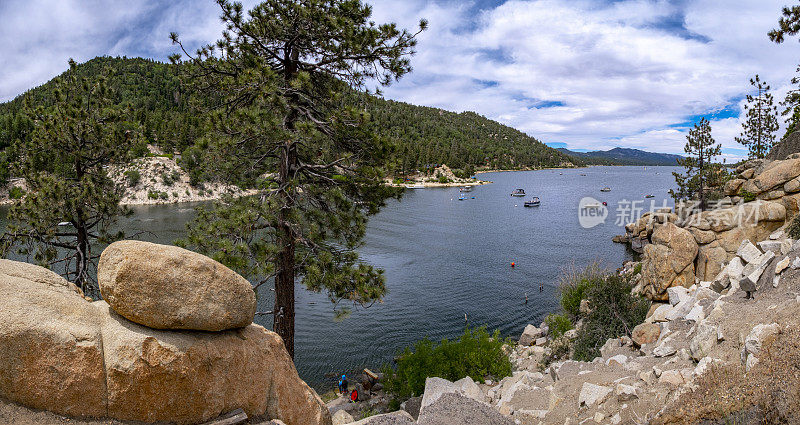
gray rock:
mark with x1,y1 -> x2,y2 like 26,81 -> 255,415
653,338 -> 677,357
739,276 -> 757,293
737,240 -> 762,264
400,396 -> 422,420
578,383 -> 612,408
333,409 -> 355,425
519,324 -> 542,346
666,297 -> 695,321
758,240 -> 783,254
689,323 -> 718,361
770,229 -> 785,240
614,384 -> 639,401
744,323 -> 780,360
417,393 -> 513,425
667,286 -> 689,306
792,257 -> 800,270
351,410 -> 415,425
420,376 -> 483,410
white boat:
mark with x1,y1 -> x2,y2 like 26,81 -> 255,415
405,183 -> 425,189
57,221 -> 71,226
459,186 -> 473,192
511,188 -> 526,197
458,193 -> 467,201
600,187 -> 611,192
524,197 -> 540,207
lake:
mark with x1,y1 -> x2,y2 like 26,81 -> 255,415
0,166 -> 679,390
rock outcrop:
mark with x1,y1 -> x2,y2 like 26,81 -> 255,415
640,223 -> 697,301
99,240 -> 256,331
0,253 -> 330,425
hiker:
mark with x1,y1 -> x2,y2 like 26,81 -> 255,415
338,374 -> 348,394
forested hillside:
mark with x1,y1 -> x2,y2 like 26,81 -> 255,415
0,56 -> 577,182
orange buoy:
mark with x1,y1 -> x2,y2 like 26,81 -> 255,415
511,262 -> 515,267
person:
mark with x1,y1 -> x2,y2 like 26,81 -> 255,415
338,374 -> 348,394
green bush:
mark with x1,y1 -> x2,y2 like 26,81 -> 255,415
571,274 -> 650,361
147,190 -> 159,200
393,177 -> 405,185
544,313 -> 573,339
124,169 -> 141,187
437,175 -> 450,184
739,190 -> 757,203
558,262 -> 607,319
382,327 -> 512,398
8,186 -> 24,200
789,214 -> 800,240
632,262 -> 642,276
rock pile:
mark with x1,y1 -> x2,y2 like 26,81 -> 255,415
0,241 -> 331,425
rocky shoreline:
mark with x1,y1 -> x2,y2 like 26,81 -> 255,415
326,155 -> 800,424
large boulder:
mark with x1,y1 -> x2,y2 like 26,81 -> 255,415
0,260 -> 106,418
641,223 -> 698,301
99,240 -> 256,331
0,259 -> 331,425
418,393 -> 513,425
98,302 -> 330,424
740,158 -> 800,194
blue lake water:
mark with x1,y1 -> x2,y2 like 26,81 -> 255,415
0,166 -> 679,390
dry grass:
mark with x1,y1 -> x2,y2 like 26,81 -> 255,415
653,326 -> 800,425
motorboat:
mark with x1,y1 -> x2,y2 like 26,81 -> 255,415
600,187 -> 611,192
511,188 -> 526,197
405,183 -> 425,189
524,197 -> 540,207
645,194 -> 655,198
458,193 -> 467,201
459,186 -> 473,192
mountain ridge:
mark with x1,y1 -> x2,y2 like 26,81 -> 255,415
556,147 -> 683,166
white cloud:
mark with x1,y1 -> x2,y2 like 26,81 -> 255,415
1,0 -> 798,162
371,0 -> 800,159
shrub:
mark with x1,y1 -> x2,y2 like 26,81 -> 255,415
147,190 -> 159,200
8,186 -> 24,200
789,214 -> 800,240
558,261 -> 607,319
739,190 -> 757,203
632,262 -> 642,276
124,169 -> 141,187
571,274 -> 650,361
393,177 -> 405,185
382,327 -> 512,398
544,313 -> 573,339
437,175 -> 450,184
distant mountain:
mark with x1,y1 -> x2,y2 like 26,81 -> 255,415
556,147 -> 682,166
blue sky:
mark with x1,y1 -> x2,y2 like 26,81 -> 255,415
1,0 -> 799,161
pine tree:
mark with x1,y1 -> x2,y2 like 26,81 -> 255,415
170,0 -> 425,358
670,118 -> 722,211
735,75 -> 779,159
0,59 -> 133,296
784,105 -> 800,139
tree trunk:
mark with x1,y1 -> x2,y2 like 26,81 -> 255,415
74,210 -> 89,294
274,140 -> 297,359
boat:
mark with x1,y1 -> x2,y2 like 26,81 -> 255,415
57,221 -> 71,226
645,194 -> 655,198
600,187 -> 611,192
511,188 -> 526,197
459,186 -> 473,192
524,197 -> 540,207
458,194 -> 467,201
405,183 -> 425,189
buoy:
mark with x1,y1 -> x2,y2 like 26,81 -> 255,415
511,262 -> 515,267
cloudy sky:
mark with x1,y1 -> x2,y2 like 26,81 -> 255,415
1,0 -> 799,160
